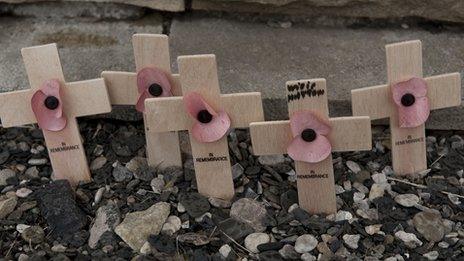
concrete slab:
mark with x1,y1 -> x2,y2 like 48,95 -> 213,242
0,15 -> 163,121
169,16 -> 464,129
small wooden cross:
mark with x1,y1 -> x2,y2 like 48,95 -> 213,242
250,79 -> 372,214
0,43 -> 111,186
351,40 -> 461,176
101,34 -> 183,168
144,55 -> 264,200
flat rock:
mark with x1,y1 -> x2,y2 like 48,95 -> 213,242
115,202 -> 170,251
170,15 -> 464,129
394,194 -> 420,207
192,0 -> 464,23
413,211 -> 445,242
244,232 -> 270,253
394,231 -> 423,249
0,195 -> 17,218
88,202 -> 121,248
230,198 -> 268,232
294,234 -> 318,253
36,180 -> 87,239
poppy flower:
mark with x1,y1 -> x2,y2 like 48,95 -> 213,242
135,67 -> 172,112
391,77 -> 430,128
183,92 -> 231,143
31,79 -> 67,132
287,110 -> 332,163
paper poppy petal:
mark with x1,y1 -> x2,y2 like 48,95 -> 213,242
397,96 -> 430,128
392,77 -> 427,106
287,134 -> 332,163
31,80 -> 67,132
191,111 -> 231,143
136,67 -> 172,96
135,89 -> 151,112
290,110 -> 331,138
184,92 -> 218,119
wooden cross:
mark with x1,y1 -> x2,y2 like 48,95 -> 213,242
351,40 -> 461,175
0,44 -> 111,186
101,34 -> 183,168
144,55 -> 264,200
250,79 -> 372,214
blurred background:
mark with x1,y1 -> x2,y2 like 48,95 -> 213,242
1,0 -> 463,129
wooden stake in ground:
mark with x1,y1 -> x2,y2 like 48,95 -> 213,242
145,54 -> 264,200
102,34 -> 183,168
351,40 -> 461,176
0,44 -> 111,186
250,79 -> 372,214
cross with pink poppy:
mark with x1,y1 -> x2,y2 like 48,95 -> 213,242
351,40 -> 461,176
102,34 -> 183,169
0,43 -> 111,186
144,54 -> 264,200
250,78 -> 372,214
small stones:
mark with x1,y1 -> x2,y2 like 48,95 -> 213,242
413,211 -> 445,242
394,231 -> 423,248
150,176 -> 165,194
394,194 -> 419,207
244,233 -> 270,253
115,202 -> 170,251
230,198 -> 268,232
179,193 -> 210,218
90,156 -> 107,171
346,161 -> 361,173
279,244 -> 300,259
112,162 -> 133,182
15,188 -> 33,198
161,215 -> 181,236
21,226 -> 45,244
335,210 -> 353,222
219,244 -> 232,258
88,203 -> 121,249
342,234 -> 360,249
0,169 -> 16,186
0,195 -> 17,218
294,234 -> 318,253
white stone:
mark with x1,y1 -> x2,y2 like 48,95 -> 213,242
395,231 -> 423,248
423,251 -> 439,260
150,176 -> 165,194
258,155 -> 285,165
365,224 -> 382,235
369,183 -> 385,200
219,244 -> 232,258
16,224 -> 30,233
90,156 -> 107,171
372,173 -> 387,184
301,253 -> 316,261
342,234 -> 360,249
161,215 -> 181,236
346,161 -> 361,173
335,210 -> 353,222
244,233 -> 270,253
16,188 -> 33,198
140,241 -> 152,255
294,234 -> 318,253
395,194 -> 420,207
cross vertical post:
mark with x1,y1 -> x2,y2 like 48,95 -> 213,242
102,34 -> 182,169
250,79 -> 372,214
351,40 -> 461,175
144,55 -> 264,200
0,44 -> 111,185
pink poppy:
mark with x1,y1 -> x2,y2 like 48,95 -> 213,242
287,110 -> 332,163
183,92 -> 231,143
31,79 -> 67,132
391,77 -> 430,128
135,67 -> 173,112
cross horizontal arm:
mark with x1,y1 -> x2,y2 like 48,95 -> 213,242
145,92 -> 264,132
0,79 -> 111,128
101,71 -> 138,105
351,73 -> 462,120
250,116 -> 372,155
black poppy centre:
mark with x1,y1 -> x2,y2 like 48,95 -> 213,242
44,96 -> 60,110
301,128 -> 317,142
148,83 -> 163,97
401,93 -> 415,107
197,110 -> 213,124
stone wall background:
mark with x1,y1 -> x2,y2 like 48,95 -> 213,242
0,0 -> 463,129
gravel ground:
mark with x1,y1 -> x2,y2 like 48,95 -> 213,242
0,119 -> 463,260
